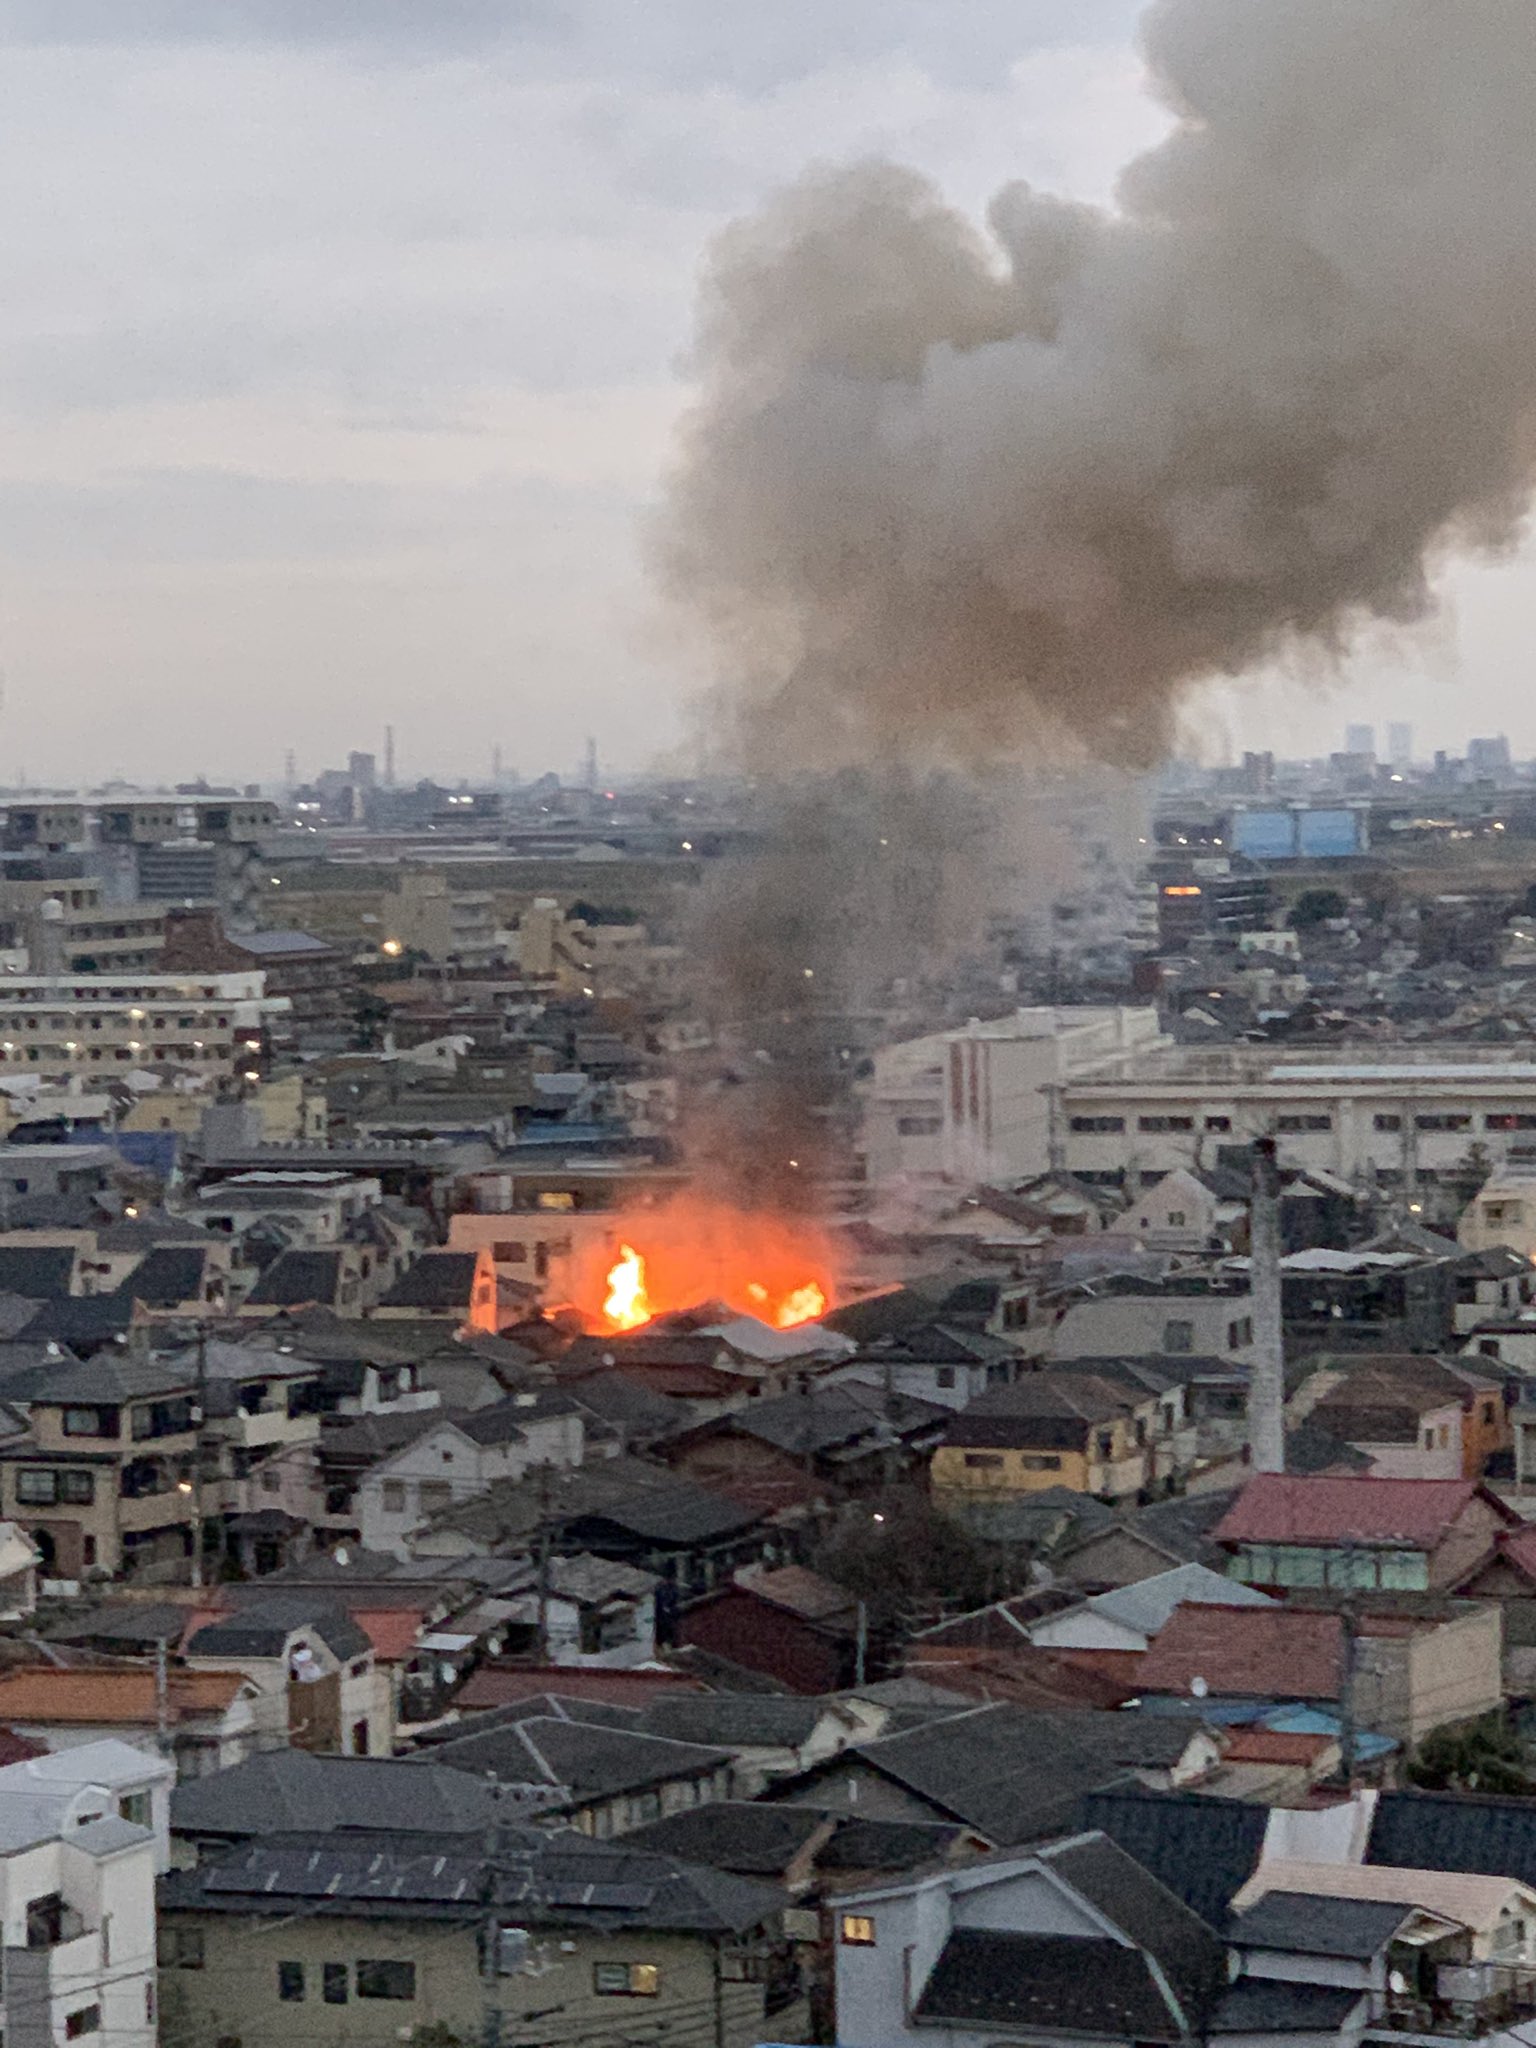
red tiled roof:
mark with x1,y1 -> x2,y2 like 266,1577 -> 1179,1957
1223,1728 -> 1334,1765
1211,1474 -> 1509,1549
902,1645 -> 1134,1709
456,1665 -> 705,1712
1136,1603 -> 1345,1702
351,1609 -> 430,1664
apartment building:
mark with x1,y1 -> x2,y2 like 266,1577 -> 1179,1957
0,972 -> 282,1081
1058,1045 -> 1536,1190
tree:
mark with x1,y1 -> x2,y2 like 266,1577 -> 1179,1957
810,1487 -> 998,1633
1407,1713 -> 1536,1796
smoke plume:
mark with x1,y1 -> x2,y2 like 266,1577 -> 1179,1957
658,0 -> 1536,771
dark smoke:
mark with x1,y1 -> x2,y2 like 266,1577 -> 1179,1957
658,0 -> 1536,772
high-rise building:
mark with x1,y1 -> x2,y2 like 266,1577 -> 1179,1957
1468,734 -> 1512,777
1344,723 -> 1376,757
1387,721 -> 1413,768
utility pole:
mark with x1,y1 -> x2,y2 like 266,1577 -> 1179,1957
535,1465 -> 553,1664
154,1634 -> 170,1757
186,1326 -> 209,1590
1339,1553 -> 1360,1789
480,1781 -> 506,2048
854,1600 -> 868,1688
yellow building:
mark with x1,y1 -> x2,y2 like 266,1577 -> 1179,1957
931,1372 -> 1165,1505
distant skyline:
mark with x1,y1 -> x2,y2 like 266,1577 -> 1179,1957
2,0 -> 1533,785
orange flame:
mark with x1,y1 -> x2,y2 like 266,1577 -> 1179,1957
603,1245 -> 653,1330
585,1199 -> 835,1335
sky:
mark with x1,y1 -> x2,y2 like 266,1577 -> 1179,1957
0,0 -> 1530,788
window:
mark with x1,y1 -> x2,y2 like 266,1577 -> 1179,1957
896,1116 -> 942,1136
277,1962 -> 305,2002
357,1961 -> 416,2001
840,1917 -> 877,1947
935,1367 -> 955,1390
119,1791 -> 151,1828
1167,1210 -> 1187,1228
1204,1115 -> 1233,1133
1416,1113 -> 1472,1133
1020,1454 -> 1062,1472
1163,1319 -> 1195,1353
16,1469 -> 56,1505
26,1894 -> 63,1947
1276,1114 -> 1332,1133
492,1240 -> 527,1263
419,1480 -> 453,1512
1423,1427 -> 1435,1450
1373,1112 -> 1402,1132
1069,1115 -> 1125,1134
1487,1114 -> 1536,1132
64,2008 -> 100,2039
962,1452 -> 1003,1469
60,1470 -> 95,1504
160,1928 -> 205,1971
595,1963 -> 661,1995
1138,1115 -> 1194,1133
62,1407 -> 109,1438
1095,1430 -> 1114,1460
322,1963 -> 348,2005
380,1480 -> 407,1514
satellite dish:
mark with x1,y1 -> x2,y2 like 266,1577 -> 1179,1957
1191,1675 -> 1210,1699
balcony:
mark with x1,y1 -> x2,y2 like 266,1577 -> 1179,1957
1372,1962 -> 1536,2040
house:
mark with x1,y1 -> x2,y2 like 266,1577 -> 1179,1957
0,1740 -> 164,2048
492,1552 -> 659,1667
765,1702 -> 1222,1848
182,1597 -> 393,1758
1049,1285 -> 1256,1365
833,1829 -> 1226,2048
1451,1244 -> 1536,1333
1117,1167 -> 1221,1252
237,1245 -> 370,1316
1051,1487 -> 1242,1590
931,1372 -> 1169,1509
371,1247 -> 498,1332
168,1748 -> 504,1852
634,1694 -> 866,1797
662,1382 -> 950,1509
1212,1474 -> 1522,1594
831,1324 -> 1023,1412
1134,1596 -> 1504,1745
424,1701 -> 735,1837
677,1564 -> 864,1694
1281,1248 -> 1458,1358
157,1824 -> 791,2048
0,1666 -> 259,1779
1025,1563 -> 1274,1658
0,1349 -> 207,1579
410,1453 -> 772,1604
1306,1355 -> 1508,1479
355,1393 -> 584,1557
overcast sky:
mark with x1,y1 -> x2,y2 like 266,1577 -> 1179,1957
0,0 -> 1527,787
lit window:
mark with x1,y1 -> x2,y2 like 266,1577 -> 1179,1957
841,1916 -> 877,1947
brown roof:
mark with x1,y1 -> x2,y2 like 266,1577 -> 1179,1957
1212,1474 -> 1516,1549
902,1644 -> 1134,1710
1135,1603 -> 1345,1702
732,1563 -> 860,1628
0,1665 -> 250,1726
457,1665 -> 706,1712
1223,1728 -> 1334,1765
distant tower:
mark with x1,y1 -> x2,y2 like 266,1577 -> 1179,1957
491,744 -> 503,787
1345,723 -> 1376,758
583,736 -> 598,791
384,725 -> 396,787
283,749 -> 297,793
1387,722 -> 1413,770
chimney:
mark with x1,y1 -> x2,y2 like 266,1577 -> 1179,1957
1247,1136 -> 1285,1473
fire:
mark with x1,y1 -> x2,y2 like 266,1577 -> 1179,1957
585,1198 -> 835,1334
603,1245 -> 653,1330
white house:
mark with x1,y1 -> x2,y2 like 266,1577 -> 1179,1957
182,1600 -> 394,1759
1116,1167 -> 1220,1253
359,1395 -> 584,1559
0,1740 -> 167,2048
495,1553 -> 658,1667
